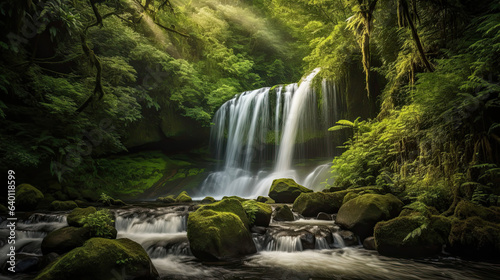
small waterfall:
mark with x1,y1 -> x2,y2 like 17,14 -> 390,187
332,232 -> 346,248
266,236 -> 303,252
115,214 -> 187,234
315,237 -> 330,250
199,69 -> 344,198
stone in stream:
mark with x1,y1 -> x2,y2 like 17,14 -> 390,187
363,237 -> 376,250
293,192 -> 344,217
268,178 -> 312,203
67,207 -> 97,227
316,212 -> 332,220
339,230 -> 358,246
201,196 -> 216,204
187,198 -> 256,261
251,226 -> 267,234
273,205 -> 294,221
336,193 -> 403,239
374,214 -> 451,258
41,226 -> 91,255
156,195 -> 176,203
17,184 -> 44,211
49,200 -> 78,211
176,191 -> 192,202
243,200 -> 272,227
35,238 -> 158,280
256,196 -> 275,204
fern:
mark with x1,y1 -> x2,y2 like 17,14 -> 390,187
242,201 -> 260,224
403,219 -> 429,243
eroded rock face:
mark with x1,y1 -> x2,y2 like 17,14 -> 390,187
336,193 -> 403,239
35,238 -> 158,280
187,198 -> 256,260
268,178 -> 313,203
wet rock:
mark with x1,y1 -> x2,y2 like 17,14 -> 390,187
17,184 -> 44,211
336,194 -> 403,239
41,226 -> 91,255
268,178 -> 312,203
274,205 -> 294,221
339,230 -> 358,246
187,198 -> 256,260
300,232 -> 316,250
256,196 -> 275,204
251,226 -> 267,234
363,237 -> 376,250
35,238 -> 158,280
67,207 -> 97,227
316,212 -> 332,220
374,215 -> 451,258
15,256 -> 40,273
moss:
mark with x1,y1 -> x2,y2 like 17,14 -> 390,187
41,226 -> 91,255
268,178 -> 313,203
222,196 -> 248,202
243,200 -> 272,227
201,196 -> 216,204
374,215 -> 451,258
17,184 -> 44,211
274,204 -> 294,221
454,200 -> 500,223
293,192 -> 343,217
175,191 -> 192,202
336,194 -> 403,239
448,216 -> 500,259
342,192 -> 359,204
35,238 -> 158,280
157,195 -> 176,203
256,196 -> 275,204
187,199 -> 256,260
49,200 -> 78,211
67,207 -> 97,227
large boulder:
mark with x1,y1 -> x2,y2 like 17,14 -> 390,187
41,227 -> 91,255
49,200 -> 78,211
17,184 -> 44,211
448,216 -> 500,259
268,179 -> 312,203
187,198 -> 256,260
67,207 -> 97,227
374,215 -> 451,258
273,205 -> 294,221
293,192 -> 344,217
454,200 -> 500,223
35,238 -> 158,280
336,194 -> 403,239
176,191 -> 192,203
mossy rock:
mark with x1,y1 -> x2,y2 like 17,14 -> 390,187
35,238 -> 158,280
157,195 -> 176,203
187,198 -> 256,260
222,196 -> 248,202
80,189 -> 100,202
448,216 -> 500,259
53,191 -> 68,201
65,187 -> 81,200
454,200 -> 500,223
336,194 -> 403,239
399,202 -> 439,217
109,198 -> 126,206
17,184 -> 44,211
256,196 -> 275,204
268,178 -> 313,203
274,205 -> 294,221
67,207 -> 97,227
374,215 -> 451,258
243,201 -> 272,227
342,192 -> 359,204
176,191 -> 192,203
49,200 -> 78,211
293,192 -> 344,217
41,227 -> 91,255
201,196 -> 216,204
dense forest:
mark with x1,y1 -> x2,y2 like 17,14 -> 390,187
1,0 -> 500,279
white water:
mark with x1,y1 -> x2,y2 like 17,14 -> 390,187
199,69 -> 340,198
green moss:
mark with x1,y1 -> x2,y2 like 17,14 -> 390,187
201,196 -> 216,204
49,200 -> 78,211
41,226 -> 91,255
343,192 -> 359,204
157,195 -> 176,203
274,204 -> 294,221
293,192 -> 344,217
243,200 -> 272,227
448,216 -> 500,258
67,207 -> 97,227
35,238 -> 158,280
17,184 -> 44,211
175,191 -> 192,202
256,196 -> 275,204
454,200 -> 500,223
269,178 -> 313,203
222,196 -> 248,202
198,198 -> 250,227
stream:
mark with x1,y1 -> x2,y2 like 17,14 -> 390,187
3,205 -> 500,279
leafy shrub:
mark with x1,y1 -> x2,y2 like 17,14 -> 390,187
80,209 -> 115,238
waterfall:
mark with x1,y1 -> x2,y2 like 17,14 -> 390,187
199,69 -> 342,198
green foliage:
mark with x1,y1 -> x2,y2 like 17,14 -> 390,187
242,200 -> 260,225
98,193 -> 112,205
80,209 -> 115,238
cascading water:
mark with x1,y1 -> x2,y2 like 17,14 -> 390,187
199,69 -> 343,198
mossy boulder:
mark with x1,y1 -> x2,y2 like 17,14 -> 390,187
157,195 -> 176,203
17,184 -> 44,211
187,198 -> 256,260
274,205 -> 294,221
176,191 -> 192,203
374,215 -> 451,258
293,192 -> 344,217
201,196 -> 216,204
256,196 -> 275,204
243,201 -> 272,227
67,207 -> 97,227
268,178 -> 313,203
222,196 -> 248,202
41,227 -> 91,255
448,216 -> 500,259
35,238 -> 158,280
454,200 -> 500,223
336,194 -> 403,239
342,192 -> 359,204
49,200 -> 78,211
